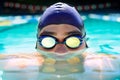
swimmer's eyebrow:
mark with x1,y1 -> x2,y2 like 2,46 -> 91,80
40,31 -> 56,36
66,30 -> 82,36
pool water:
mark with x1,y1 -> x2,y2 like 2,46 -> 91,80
0,14 -> 120,54
0,22 -> 37,53
85,14 -> 120,54
0,13 -> 120,80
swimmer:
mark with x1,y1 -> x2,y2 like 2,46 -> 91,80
1,2 -> 120,80
35,2 -> 88,74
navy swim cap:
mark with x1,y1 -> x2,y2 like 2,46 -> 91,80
38,2 -> 85,35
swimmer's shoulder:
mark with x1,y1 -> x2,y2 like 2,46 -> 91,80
84,51 -> 120,72
0,51 -> 43,58
0,52 -> 44,70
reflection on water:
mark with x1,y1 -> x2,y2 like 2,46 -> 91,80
0,48 -> 120,80
1,70 -> 120,80
98,44 -> 120,54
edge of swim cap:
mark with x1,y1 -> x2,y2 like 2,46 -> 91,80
38,2 -> 84,31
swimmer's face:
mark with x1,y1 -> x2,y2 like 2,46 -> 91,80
36,24 -> 86,53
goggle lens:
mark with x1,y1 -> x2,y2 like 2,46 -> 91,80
66,37 -> 81,48
41,37 -> 56,48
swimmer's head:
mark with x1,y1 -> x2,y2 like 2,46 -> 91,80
38,2 -> 86,37
36,2 -> 88,56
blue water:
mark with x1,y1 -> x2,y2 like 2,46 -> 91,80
85,16 -> 120,54
0,14 -> 120,54
0,14 -> 120,80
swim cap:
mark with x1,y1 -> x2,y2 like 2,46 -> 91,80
38,2 -> 85,35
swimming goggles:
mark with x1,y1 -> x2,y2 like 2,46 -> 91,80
38,35 -> 85,49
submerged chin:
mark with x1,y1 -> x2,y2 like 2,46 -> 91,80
37,48 -> 87,60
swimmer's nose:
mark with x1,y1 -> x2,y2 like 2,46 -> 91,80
54,44 -> 68,54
